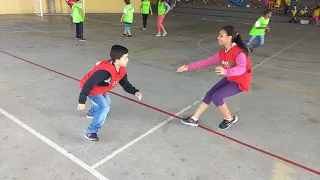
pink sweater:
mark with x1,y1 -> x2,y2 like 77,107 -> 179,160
187,52 -> 247,77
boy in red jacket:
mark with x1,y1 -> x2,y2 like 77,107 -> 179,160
77,45 -> 142,141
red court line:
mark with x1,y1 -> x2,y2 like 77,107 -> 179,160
1,49 -> 319,176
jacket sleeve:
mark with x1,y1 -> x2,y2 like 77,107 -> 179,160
78,70 -> 111,104
119,74 -> 139,95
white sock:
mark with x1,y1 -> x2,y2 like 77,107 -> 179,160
224,117 -> 233,121
191,116 -> 198,121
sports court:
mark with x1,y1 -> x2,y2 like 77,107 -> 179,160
0,13 -> 319,180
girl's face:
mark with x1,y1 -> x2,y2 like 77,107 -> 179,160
217,29 -> 232,46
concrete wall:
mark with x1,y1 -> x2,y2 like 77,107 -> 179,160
0,0 -> 150,14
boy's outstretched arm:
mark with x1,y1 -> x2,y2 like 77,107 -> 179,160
119,74 -> 139,95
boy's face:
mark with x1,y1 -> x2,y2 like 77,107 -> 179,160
266,12 -> 272,18
116,53 -> 129,67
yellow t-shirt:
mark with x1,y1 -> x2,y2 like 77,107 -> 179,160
313,9 -> 320,17
285,0 -> 291,6
300,9 -> 307,15
291,9 -> 297,16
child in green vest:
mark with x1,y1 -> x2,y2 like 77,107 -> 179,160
121,0 -> 134,38
72,0 -> 85,41
245,9 -> 272,54
140,0 -> 153,30
156,0 -> 171,36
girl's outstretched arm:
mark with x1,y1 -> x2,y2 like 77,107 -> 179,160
187,53 -> 222,70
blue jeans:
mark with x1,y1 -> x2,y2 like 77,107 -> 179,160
87,94 -> 111,133
245,35 -> 264,49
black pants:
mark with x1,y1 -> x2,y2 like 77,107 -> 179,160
142,14 -> 149,28
76,22 -> 83,38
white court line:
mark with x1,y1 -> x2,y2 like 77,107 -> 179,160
91,103 -> 198,169
0,108 -> 109,180
261,64 -> 320,75
197,33 -> 314,70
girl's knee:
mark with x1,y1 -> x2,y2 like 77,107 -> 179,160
211,94 -> 224,107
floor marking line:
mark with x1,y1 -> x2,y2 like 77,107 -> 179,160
0,108 -> 109,180
1,49 -> 320,176
90,105 -> 196,169
251,34 -> 313,70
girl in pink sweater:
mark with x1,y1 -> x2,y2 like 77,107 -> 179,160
177,25 -> 252,130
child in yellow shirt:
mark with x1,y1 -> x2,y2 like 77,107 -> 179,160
312,6 -> 319,25
300,6 -> 308,17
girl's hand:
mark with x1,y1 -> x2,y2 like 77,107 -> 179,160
177,65 -> 188,72
215,66 -> 225,75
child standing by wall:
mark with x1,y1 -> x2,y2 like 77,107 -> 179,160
245,9 -> 272,54
177,25 -> 252,130
156,0 -> 171,37
72,0 -> 85,41
141,0 -> 153,30
121,0 -> 134,38
77,45 -> 142,141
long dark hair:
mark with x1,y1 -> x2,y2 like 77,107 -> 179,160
221,25 -> 249,55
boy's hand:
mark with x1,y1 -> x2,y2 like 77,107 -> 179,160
135,92 -> 142,100
77,104 -> 85,110
151,12 -> 153,16
266,26 -> 271,32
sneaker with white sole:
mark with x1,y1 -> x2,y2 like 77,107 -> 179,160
180,116 -> 199,126
162,31 -> 167,36
84,133 -> 99,141
218,116 -> 238,130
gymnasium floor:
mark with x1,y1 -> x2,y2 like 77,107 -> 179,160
0,13 -> 319,180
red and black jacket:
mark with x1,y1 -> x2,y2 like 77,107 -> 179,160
78,60 -> 139,104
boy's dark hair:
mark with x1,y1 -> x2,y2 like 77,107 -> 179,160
221,25 -> 249,55
264,9 -> 272,15
110,45 -> 129,62
124,0 -> 130,5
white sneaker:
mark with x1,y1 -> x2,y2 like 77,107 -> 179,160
155,33 -> 161,36
162,31 -> 167,36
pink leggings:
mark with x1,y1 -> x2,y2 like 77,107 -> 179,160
313,16 -> 319,23
157,15 -> 166,32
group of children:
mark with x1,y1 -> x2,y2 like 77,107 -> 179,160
66,0 -> 274,141
66,0 -> 173,41
121,0 -> 173,37
284,1 -> 320,25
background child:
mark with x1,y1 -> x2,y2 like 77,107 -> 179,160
289,6 -> 297,23
245,9 -> 272,54
140,0 -> 153,30
311,6 -> 319,25
177,25 -> 252,130
77,45 -> 142,141
121,0 -> 134,38
156,0 -> 171,37
72,0 -> 85,41
299,6 -> 308,17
